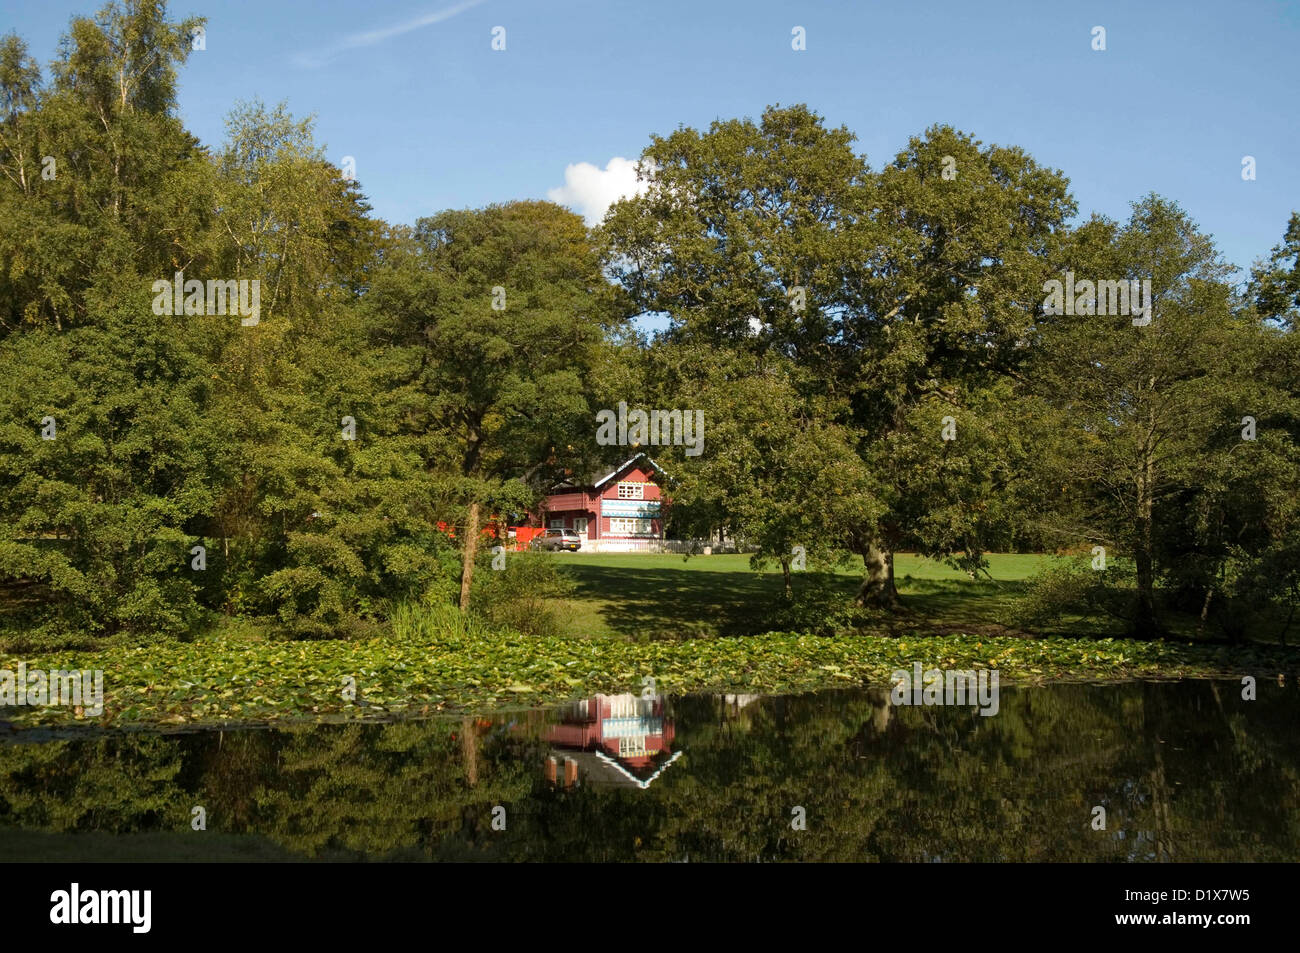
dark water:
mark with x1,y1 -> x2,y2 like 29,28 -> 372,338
1,678 -> 1297,862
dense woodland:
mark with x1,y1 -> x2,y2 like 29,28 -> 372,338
3,2 -> 1300,649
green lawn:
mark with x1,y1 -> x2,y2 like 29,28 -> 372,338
549,552 -> 1056,639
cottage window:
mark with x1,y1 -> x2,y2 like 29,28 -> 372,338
616,482 -> 645,500
609,518 -> 653,536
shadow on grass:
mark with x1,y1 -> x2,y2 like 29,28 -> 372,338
894,577 -> 1033,627
561,563 -> 1062,640
561,563 -> 1154,642
562,563 -> 759,638
561,563 -> 866,638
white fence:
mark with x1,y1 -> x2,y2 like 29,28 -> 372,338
578,538 -> 744,554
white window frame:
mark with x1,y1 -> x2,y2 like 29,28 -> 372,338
548,518 -> 564,529
619,736 -> 648,758
608,518 -> 653,536
616,481 -> 645,500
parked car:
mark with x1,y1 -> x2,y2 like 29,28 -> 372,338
531,529 -> 582,552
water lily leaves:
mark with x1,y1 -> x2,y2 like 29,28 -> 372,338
3,626 -> 1298,729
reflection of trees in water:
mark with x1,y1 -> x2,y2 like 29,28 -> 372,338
0,720 -> 549,859
233,720 -> 547,858
0,680 -> 1296,861
0,734 -> 185,833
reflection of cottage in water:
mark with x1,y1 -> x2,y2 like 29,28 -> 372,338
545,693 -> 681,790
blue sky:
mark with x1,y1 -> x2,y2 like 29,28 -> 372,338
9,0 -> 1300,281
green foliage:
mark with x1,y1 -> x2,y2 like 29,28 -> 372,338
470,551 -> 576,637
0,4 -> 427,644
1012,559 -> 1138,633
604,106 -> 1076,606
1251,211 -> 1300,330
365,199 -> 630,609
648,343 -> 880,579
1018,196 -> 1300,637
764,573 -> 876,637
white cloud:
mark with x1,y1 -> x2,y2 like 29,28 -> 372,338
547,157 -> 649,226
293,0 -> 488,69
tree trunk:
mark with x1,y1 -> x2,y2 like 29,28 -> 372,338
1132,423 -> 1161,638
868,686 -> 891,733
855,540 -> 898,608
781,558 -> 792,600
1133,548 -> 1158,637
459,501 -> 481,613
461,715 -> 478,787
1196,586 -> 1214,638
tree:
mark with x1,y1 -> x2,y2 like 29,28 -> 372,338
1251,211 -> 1300,330
1019,195 -> 1288,638
197,100 -> 391,636
0,2 -> 206,334
604,106 -> 1074,608
0,1 -> 217,642
0,5 -> 394,642
366,201 -> 627,611
642,341 -> 878,597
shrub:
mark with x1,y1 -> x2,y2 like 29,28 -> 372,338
1012,558 -> 1136,632
766,574 -> 873,637
470,551 -> 575,637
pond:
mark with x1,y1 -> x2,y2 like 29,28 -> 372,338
1,678 -> 1297,861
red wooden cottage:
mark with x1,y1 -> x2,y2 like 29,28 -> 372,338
539,453 -> 667,549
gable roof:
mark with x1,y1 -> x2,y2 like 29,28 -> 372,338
592,749 -> 683,790
548,452 -> 671,494
551,749 -> 682,790
592,452 -> 668,489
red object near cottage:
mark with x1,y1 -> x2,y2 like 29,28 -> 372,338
511,525 -> 546,550
435,519 -> 546,552
435,520 -> 503,539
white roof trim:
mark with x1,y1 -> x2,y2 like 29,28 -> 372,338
592,452 -> 667,489
593,749 -> 683,790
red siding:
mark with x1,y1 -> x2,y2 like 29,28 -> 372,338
546,490 -> 588,511
597,466 -> 663,501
